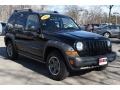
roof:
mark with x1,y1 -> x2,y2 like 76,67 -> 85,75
33,11 -> 68,17
14,9 -> 69,18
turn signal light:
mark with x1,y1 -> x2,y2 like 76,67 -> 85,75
65,51 -> 78,56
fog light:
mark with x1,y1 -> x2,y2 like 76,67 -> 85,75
69,60 -> 74,65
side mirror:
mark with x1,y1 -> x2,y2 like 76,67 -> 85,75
26,25 -> 42,34
17,24 -> 24,30
36,28 -> 42,34
14,24 -> 24,32
29,25 -> 35,30
27,24 -> 36,31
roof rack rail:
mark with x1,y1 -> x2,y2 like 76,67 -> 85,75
14,9 -> 32,13
53,11 -> 58,13
48,11 -> 58,13
40,11 -> 59,13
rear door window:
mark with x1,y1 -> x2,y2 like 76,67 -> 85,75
15,13 -> 28,28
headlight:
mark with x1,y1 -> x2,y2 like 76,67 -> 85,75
107,40 -> 111,47
76,42 -> 83,51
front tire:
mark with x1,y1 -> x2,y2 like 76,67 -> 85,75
46,51 -> 69,81
6,41 -> 18,60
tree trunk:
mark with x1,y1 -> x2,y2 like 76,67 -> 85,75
108,5 -> 113,23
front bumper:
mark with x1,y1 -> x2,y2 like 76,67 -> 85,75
67,52 -> 116,70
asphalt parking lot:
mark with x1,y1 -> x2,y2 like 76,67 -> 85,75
0,36 -> 120,85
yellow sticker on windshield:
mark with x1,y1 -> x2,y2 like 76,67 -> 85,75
41,15 -> 50,20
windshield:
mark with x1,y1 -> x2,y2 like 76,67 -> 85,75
40,15 -> 80,31
61,17 -> 79,30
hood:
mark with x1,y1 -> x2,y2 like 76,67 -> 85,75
55,30 -> 107,40
43,30 -> 108,47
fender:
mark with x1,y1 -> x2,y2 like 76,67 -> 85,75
43,40 -> 75,69
103,31 -> 111,36
4,33 -> 16,47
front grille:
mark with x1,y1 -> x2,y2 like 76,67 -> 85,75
79,40 -> 111,57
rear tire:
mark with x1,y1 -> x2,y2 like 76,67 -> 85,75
6,41 -> 18,60
46,50 -> 69,81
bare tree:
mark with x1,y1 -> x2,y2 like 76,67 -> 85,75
80,6 -> 105,24
86,6 -> 102,24
0,5 -> 13,22
108,5 -> 114,23
0,5 -> 119,25
31,5 -> 48,11
0,5 -> 48,22
80,9 -> 88,24
64,6 -> 107,25
101,12 -> 108,23
64,5 -> 83,25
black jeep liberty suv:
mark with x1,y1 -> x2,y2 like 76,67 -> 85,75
4,9 -> 116,80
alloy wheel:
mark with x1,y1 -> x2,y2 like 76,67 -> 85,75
48,56 -> 60,76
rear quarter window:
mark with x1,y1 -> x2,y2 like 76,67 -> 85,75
15,13 -> 28,27
8,13 -> 18,25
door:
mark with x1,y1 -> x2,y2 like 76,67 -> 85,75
110,25 -> 119,37
23,14 -> 46,59
14,12 -> 29,52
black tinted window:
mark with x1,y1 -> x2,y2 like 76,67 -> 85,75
41,16 -> 60,31
26,14 -> 40,30
15,13 -> 27,27
62,17 -> 79,29
40,15 -> 79,31
8,13 -> 18,25
110,25 -> 117,29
